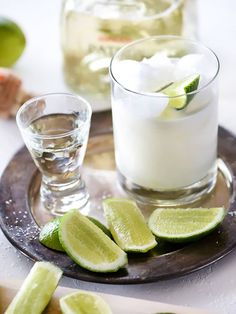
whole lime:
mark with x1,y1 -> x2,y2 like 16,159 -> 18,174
0,16 -> 26,67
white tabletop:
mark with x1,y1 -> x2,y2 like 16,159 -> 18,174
0,1 -> 236,313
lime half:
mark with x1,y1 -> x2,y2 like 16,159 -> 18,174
5,261 -> 62,314
59,210 -> 127,273
60,291 -> 112,314
103,198 -> 157,253
162,74 -> 200,109
148,207 -> 225,243
39,217 -> 64,252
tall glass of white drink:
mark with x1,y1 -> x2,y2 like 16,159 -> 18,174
110,36 -> 219,205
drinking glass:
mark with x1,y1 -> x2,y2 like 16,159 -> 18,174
110,36 -> 220,206
16,93 -> 92,215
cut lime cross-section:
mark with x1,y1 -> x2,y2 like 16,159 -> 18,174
148,207 -> 225,243
60,291 -> 112,314
162,74 -> 200,110
39,216 -> 112,252
103,198 -> 157,253
5,261 -> 62,314
59,210 -> 127,273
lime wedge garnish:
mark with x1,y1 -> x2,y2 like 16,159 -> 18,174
162,74 -> 200,109
59,210 -> 127,273
103,198 -> 157,253
60,291 -> 112,314
39,217 -> 64,252
148,207 -> 225,243
5,262 -> 62,314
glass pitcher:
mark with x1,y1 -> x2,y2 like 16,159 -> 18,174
61,0 -> 197,110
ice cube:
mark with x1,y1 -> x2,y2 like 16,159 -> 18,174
112,60 -> 139,91
174,54 -> 216,87
174,54 -> 202,79
143,52 -> 173,67
142,52 -> 175,88
112,59 -> 174,93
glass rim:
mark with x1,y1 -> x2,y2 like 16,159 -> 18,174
109,35 -> 220,99
16,92 -> 92,140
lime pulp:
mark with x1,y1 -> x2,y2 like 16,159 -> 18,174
148,207 -> 225,243
59,210 -> 127,273
60,291 -> 112,314
103,198 -> 157,253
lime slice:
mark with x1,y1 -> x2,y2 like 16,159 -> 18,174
88,216 -> 112,238
103,198 -> 157,252
148,207 -> 225,243
0,17 -> 26,67
5,261 -> 62,314
60,291 -> 112,314
39,217 -> 64,252
162,74 -> 200,109
59,210 -> 127,272
39,216 -> 111,252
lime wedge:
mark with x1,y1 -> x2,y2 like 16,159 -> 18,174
88,216 -> 112,238
103,198 -> 157,252
39,216 -> 111,252
148,207 -> 225,243
39,217 -> 64,252
59,210 -> 127,272
5,261 -> 62,314
162,74 -> 200,109
60,291 -> 112,314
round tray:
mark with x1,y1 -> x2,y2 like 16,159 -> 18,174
0,125 -> 236,284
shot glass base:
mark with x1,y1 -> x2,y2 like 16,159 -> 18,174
40,179 -> 89,216
118,166 -> 218,207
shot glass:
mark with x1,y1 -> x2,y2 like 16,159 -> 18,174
110,36 -> 220,206
16,93 -> 92,215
